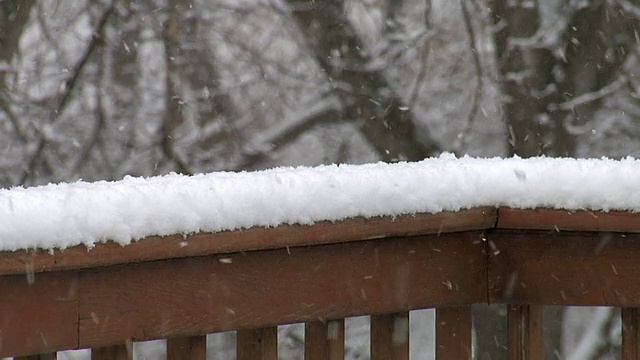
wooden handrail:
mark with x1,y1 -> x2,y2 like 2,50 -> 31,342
3,207 -> 640,358
0,207 -> 496,276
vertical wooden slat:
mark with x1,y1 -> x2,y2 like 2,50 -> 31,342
167,335 -> 207,360
371,312 -> 409,360
305,319 -> 345,359
91,344 -> 133,360
436,306 -> 472,360
15,354 -> 57,360
237,327 -> 278,360
622,307 -> 640,359
507,305 -> 544,360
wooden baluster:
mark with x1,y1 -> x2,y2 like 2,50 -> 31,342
371,312 -> 409,360
167,335 -> 207,360
305,319 -> 345,359
237,327 -> 278,360
507,305 -> 543,360
15,354 -> 57,360
622,308 -> 640,359
436,306 -> 472,360
91,343 -> 133,360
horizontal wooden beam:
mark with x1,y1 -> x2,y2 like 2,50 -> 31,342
77,232 -> 487,348
498,207 -> 640,233
0,208 -> 496,276
10,208 -> 640,355
0,270 -> 78,357
489,230 -> 640,306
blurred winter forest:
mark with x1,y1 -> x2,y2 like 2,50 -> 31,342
1,0 -> 639,359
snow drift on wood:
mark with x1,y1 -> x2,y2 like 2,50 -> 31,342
2,154 -> 640,251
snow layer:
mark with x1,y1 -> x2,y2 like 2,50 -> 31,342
2,154 -> 640,251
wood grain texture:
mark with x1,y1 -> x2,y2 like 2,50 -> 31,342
0,271 -> 78,357
489,230 -> 640,306
15,354 -> 57,360
167,335 -> 206,360
622,308 -> 640,360
498,207 -> 640,233
371,312 -> 409,360
305,319 -> 344,360
435,306 -> 472,360
237,327 -> 277,360
91,344 -> 132,360
77,232 -> 486,348
507,305 -> 543,360
0,208 -> 496,276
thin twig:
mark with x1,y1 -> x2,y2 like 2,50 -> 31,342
73,31 -> 108,174
160,3 -> 192,175
458,0 -> 484,151
406,0 -> 433,110
549,76 -> 627,111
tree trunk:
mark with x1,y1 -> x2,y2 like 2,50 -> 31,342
290,0 -> 440,162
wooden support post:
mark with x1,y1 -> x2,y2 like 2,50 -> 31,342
622,308 -> 640,359
305,319 -> 345,359
15,354 -> 57,360
91,344 -> 132,360
371,312 -> 409,360
507,305 -> 543,360
167,335 -> 207,360
237,327 -> 278,360
435,306 -> 472,360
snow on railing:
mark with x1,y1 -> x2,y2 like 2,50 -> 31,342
3,154 -> 640,252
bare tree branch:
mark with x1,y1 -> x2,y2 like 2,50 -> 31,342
19,3 -> 114,185
0,0 -> 35,142
289,0 -> 441,162
0,0 -> 35,64
458,0 -> 484,151
160,0 -> 192,175
73,32 -> 108,174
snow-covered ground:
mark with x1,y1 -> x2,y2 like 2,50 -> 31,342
3,154 -> 640,252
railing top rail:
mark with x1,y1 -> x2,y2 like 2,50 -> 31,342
3,206 -> 640,276
4,206 -> 640,355
0,207 -> 495,276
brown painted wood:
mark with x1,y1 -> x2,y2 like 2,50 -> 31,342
237,327 -> 277,360
0,208 -> 496,276
498,207 -> 640,233
622,308 -> 640,359
15,354 -> 57,360
78,232 -> 486,348
489,230 -> 640,306
371,312 -> 409,360
167,335 -> 206,360
435,306 -> 472,360
91,344 -> 132,360
0,271 -> 78,357
305,319 -> 345,359
507,305 -> 543,360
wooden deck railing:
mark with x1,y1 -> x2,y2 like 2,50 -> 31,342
3,207 -> 640,359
